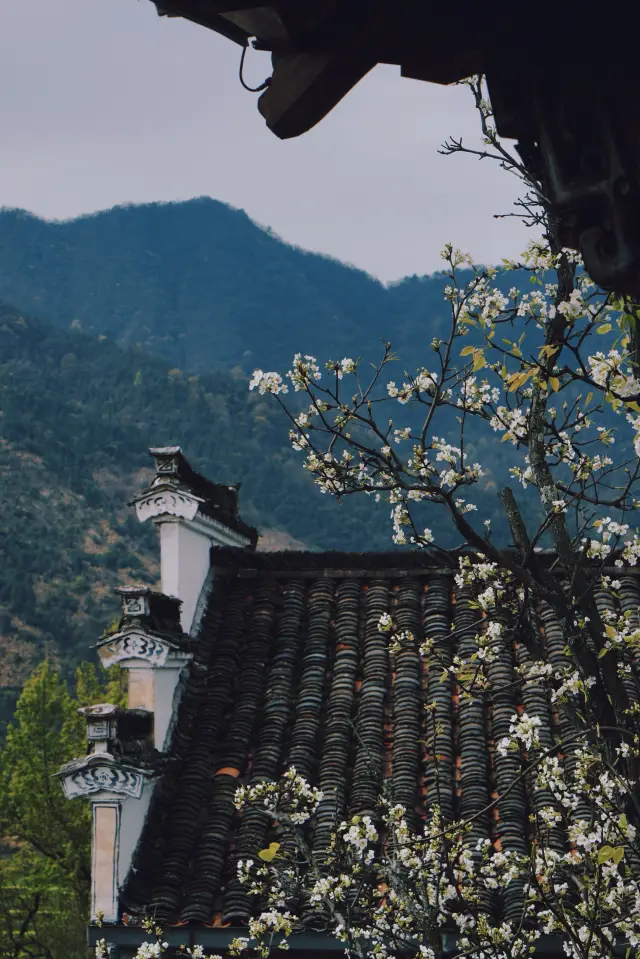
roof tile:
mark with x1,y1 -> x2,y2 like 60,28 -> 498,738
121,554 -> 640,928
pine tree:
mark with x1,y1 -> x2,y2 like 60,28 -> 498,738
0,660 -> 125,959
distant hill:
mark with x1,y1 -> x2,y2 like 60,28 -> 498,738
0,302 -> 399,726
0,200 -> 569,728
0,200 -> 454,374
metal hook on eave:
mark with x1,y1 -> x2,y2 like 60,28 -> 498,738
238,40 -> 272,93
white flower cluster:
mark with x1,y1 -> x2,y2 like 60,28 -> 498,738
340,815 -> 378,862
136,944 -> 168,959
250,354 -> 323,396
556,287 -> 586,321
551,667 -> 596,703
387,368 -> 443,405
234,766 -> 323,825
520,239 -> 562,272
456,375 -> 500,411
490,406 -> 529,445
588,348 -> 640,398
207,728 -> 640,959
249,369 -> 288,395
496,711 -> 542,756
288,354 -> 322,391
583,517 -> 640,566
327,357 -> 357,378
462,276 -> 511,328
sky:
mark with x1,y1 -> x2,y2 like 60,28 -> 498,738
0,0 -> 532,282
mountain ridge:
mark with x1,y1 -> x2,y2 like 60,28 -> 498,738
0,299 -> 402,724
0,199 -> 534,724
0,198 -> 454,374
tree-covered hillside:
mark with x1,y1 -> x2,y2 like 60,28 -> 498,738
1,292 -> 533,723
0,201 -> 562,726
0,200 -> 455,373
0,302 -> 390,722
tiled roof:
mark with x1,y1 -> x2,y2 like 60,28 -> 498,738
121,549 -> 640,927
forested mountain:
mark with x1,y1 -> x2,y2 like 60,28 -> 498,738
0,302 -> 379,723
0,294 -> 524,725
0,200 -> 549,724
0,200 -> 455,373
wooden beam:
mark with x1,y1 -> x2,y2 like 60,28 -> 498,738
257,0 -> 395,138
257,49 -> 375,139
152,0 -> 249,45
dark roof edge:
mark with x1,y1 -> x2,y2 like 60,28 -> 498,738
210,546 -> 640,577
211,546 -> 460,573
88,926 -> 588,956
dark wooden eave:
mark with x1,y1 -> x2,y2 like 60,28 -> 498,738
144,1 -> 640,295
87,924 -> 573,957
154,0 -> 250,46
149,0 -> 516,139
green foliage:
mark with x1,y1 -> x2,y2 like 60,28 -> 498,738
0,299 -> 391,712
75,661 -> 127,710
0,660 -> 116,959
0,200 -> 547,709
0,200 -> 455,374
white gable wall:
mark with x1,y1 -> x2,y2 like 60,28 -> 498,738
159,519 -> 212,633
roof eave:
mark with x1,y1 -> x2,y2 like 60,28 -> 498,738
87,925 -> 581,956
152,1 -> 249,46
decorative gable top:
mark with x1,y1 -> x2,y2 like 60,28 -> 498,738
133,447 -> 258,547
58,702 -> 159,801
120,548 -> 640,929
95,585 -> 192,668
114,585 -> 184,637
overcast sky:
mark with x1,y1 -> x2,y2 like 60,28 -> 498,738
0,0 -> 532,282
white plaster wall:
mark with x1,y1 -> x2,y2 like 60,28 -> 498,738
118,658 -> 185,750
159,520 -> 212,632
154,665 -> 185,750
92,802 -> 120,922
117,782 -> 154,891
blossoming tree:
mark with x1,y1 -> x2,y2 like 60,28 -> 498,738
102,78 -> 640,959
242,77 -> 640,959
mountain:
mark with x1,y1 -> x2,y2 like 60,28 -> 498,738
0,302 -> 399,727
0,200 -> 572,726
0,200 -> 455,374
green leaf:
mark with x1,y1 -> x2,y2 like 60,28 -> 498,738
258,842 -> 281,862
549,377 -> 560,392
508,371 -> 531,392
596,844 -> 624,865
539,345 -> 559,360
597,323 -> 612,334
597,845 -> 615,864
460,345 -> 476,357
472,351 -> 486,371
612,846 -> 625,865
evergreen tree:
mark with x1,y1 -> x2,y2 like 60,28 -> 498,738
0,661 -> 124,959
